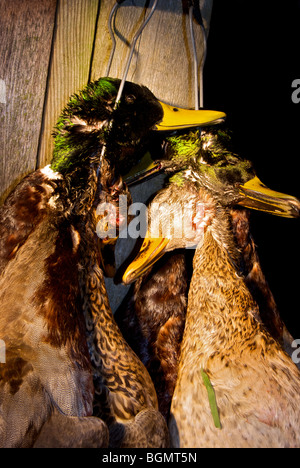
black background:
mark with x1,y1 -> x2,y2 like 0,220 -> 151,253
204,0 -> 300,337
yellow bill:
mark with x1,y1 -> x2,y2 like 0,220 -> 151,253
122,235 -> 170,284
124,151 -> 163,186
238,176 -> 300,218
155,101 -> 226,131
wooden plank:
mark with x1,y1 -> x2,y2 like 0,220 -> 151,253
0,0 -> 57,201
37,0 -> 100,169
91,0 -> 213,108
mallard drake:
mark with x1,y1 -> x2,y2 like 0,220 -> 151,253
0,76 -> 225,447
117,128 -> 298,421
122,134 -> 300,447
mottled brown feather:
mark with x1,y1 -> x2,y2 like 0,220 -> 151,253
169,193 -> 300,448
0,171 -> 56,273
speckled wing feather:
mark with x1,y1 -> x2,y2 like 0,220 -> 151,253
33,410 -> 109,448
0,169 -> 59,274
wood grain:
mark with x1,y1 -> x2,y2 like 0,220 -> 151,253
0,0 -> 57,201
91,0 -> 213,108
37,0 -> 100,168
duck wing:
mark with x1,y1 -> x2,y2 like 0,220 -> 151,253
33,410 -> 109,448
0,168 -> 60,275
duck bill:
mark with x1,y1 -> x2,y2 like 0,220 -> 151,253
122,236 -> 170,284
155,101 -> 226,131
124,151 -> 163,186
238,176 -> 300,218
124,103 -> 227,185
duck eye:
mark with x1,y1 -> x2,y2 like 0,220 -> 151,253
125,94 -> 136,104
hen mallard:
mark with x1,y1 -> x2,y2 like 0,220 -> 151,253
123,132 -> 300,447
0,77 -> 225,447
115,250 -> 189,420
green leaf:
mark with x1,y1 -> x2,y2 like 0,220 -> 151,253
201,369 -> 222,429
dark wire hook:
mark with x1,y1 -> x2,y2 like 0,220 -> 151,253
189,5 -> 200,110
106,0 -> 159,107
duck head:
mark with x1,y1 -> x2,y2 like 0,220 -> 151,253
122,128 -> 300,284
50,78 -> 226,275
52,77 -> 226,177
50,77 -> 226,213
51,78 -> 162,182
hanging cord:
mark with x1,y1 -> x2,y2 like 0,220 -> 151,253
189,5 -> 199,110
189,1 -> 207,110
98,0 -> 159,172
105,2 -> 120,77
114,0 -> 159,107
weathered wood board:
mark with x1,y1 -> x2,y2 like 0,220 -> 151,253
0,0 -> 212,197
91,0 -> 212,108
0,0 -> 57,201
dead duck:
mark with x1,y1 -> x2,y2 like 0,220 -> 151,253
123,147 -> 300,447
0,76 -> 223,447
117,128 -> 298,420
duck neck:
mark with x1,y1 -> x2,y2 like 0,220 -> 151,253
77,212 -> 157,421
49,134 -> 102,218
77,213 -> 125,368
182,206 -> 259,360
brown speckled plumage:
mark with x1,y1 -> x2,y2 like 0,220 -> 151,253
0,77 -> 169,447
230,207 -> 296,356
0,171 -> 56,274
78,210 -> 169,448
116,252 -> 188,419
124,166 -> 300,447
149,184 -> 300,448
0,173 -> 107,447
170,201 -> 300,447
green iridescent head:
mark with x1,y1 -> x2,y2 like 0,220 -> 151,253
166,128 -> 300,217
50,77 -> 164,176
167,128 -> 255,191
